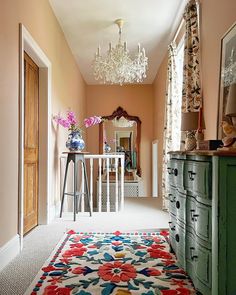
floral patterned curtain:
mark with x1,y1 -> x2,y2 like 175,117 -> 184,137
162,42 -> 181,210
182,0 -> 202,112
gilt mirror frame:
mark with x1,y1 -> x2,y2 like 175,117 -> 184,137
99,106 -> 142,177
217,22 -> 236,139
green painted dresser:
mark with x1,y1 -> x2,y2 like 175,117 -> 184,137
167,150 -> 236,295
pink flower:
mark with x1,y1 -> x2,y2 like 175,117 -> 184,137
84,116 -> 102,128
54,115 -> 70,128
67,111 -> 77,125
54,111 -> 102,132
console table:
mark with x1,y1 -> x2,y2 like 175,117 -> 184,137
60,151 -> 92,221
167,150 -> 236,295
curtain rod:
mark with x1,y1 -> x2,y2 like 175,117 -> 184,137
172,0 -> 200,43
173,18 -> 185,43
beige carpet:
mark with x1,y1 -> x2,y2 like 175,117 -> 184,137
0,197 -> 168,295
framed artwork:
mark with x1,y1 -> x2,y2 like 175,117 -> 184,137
217,22 -> 236,139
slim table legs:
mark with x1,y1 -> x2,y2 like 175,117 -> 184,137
60,153 -> 92,220
60,157 -> 69,218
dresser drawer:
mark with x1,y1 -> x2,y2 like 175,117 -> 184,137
186,196 -> 212,246
167,159 -> 184,189
168,187 -> 177,216
186,196 -> 196,230
168,188 -> 186,225
175,223 -> 186,269
185,161 -> 211,199
169,214 -> 177,253
169,216 -> 186,269
175,191 -> 186,225
195,201 -> 212,245
186,231 -> 212,294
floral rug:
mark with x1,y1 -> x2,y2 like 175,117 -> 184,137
25,230 -> 196,295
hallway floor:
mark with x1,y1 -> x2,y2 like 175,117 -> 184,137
0,197 -> 168,295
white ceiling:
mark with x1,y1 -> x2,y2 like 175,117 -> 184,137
49,0 -> 187,85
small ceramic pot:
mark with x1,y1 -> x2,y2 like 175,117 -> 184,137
66,131 -> 85,151
104,142 -> 111,153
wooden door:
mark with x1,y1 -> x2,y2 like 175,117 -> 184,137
23,52 -> 39,235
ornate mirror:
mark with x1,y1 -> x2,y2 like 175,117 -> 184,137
99,106 -> 141,177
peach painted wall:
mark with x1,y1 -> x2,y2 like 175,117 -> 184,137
153,0 -> 236,198
86,85 -> 154,197
201,0 -> 236,139
0,0 -> 86,247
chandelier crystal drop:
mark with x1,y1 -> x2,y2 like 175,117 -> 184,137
92,19 -> 148,85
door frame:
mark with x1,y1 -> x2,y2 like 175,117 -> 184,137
19,24 -> 52,249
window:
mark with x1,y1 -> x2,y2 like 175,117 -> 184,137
172,37 -> 184,150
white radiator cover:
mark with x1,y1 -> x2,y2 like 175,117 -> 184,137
97,181 -> 143,211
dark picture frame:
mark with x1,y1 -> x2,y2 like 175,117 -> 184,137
217,22 -> 236,139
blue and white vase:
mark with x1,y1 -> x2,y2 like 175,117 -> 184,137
104,142 -> 111,153
66,131 -> 85,151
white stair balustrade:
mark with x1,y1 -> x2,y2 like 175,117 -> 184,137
60,154 -> 125,213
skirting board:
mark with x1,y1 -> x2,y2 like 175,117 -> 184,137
0,234 -> 20,271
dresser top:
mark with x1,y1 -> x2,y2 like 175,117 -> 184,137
169,149 -> 236,157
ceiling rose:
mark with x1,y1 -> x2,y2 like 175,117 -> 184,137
92,19 -> 148,85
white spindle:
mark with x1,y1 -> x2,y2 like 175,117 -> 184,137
98,158 -> 102,212
60,154 -> 124,215
120,155 -> 125,211
106,157 -> 110,212
81,162 -> 85,212
115,158 -> 119,212
90,158 -> 93,212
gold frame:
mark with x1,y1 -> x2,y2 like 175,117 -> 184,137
217,22 -> 236,139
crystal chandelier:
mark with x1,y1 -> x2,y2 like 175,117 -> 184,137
112,116 -> 135,128
92,19 -> 148,85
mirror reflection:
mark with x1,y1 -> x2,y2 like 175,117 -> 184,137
99,107 -> 141,177
103,118 -> 137,171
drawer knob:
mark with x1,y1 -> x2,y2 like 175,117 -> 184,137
190,209 -> 198,221
190,247 -> 198,261
188,170 -> 196,181
173,168 -> 178,176
170,196 -> 176,203
167,167 -> 172,174
170,226 -> 176,231
176,201 -> 180,209
175,234 -> 180,242
193,214 -> 199,221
